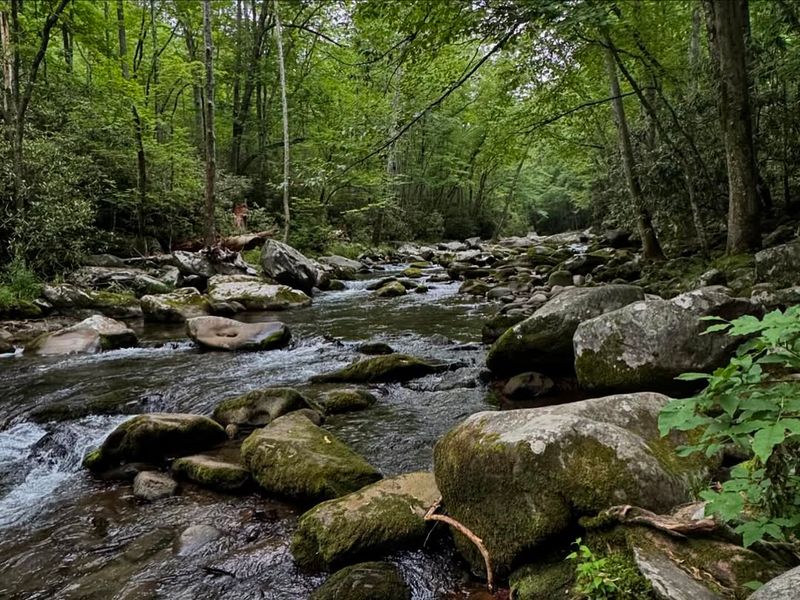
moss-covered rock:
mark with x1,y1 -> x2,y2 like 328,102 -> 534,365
459,280 -> 491,296
207,274 -> 311,310
481,312 -> 526,345
171,454 -> 249,492
755,241 -> 800,288
310,562 -> 410,600
374,281 -> 407,298
292,472 -> 439,569
432,393 -> 712,576
401,267 -> 423,279
88,290 -> 143,319
486,285 -> 644,377
212,387 -> 310,427
140,288 -> 210,322
509,561 -> 575,600
186,315 -> 290,351
312,389 -> 377,415
83,413 -> 227,472
547,269 -> 573,287
311,354 -> 447,383
25,315 -> 138,356
241,413 -> 381,503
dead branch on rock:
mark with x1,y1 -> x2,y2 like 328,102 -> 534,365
602,504 -> 717,538
424,497 -> 495,592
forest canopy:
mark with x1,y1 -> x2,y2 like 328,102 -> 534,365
0,0 -> 795,273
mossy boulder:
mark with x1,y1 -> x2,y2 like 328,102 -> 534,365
509,561 -> 575,600
310,562 -> 410,600
750,565 -> 800,600
83,413 -> 227,472
401,267 -> 423,278
207,274 -> 311,310
459,280 -> 491,296
186,315 -> 290,351
547,269 -> 573,287
141,288 -> 210,322
311,354 -> 447,383
432,392 -> 711,576
241,413 -> 381,503
171,454 -> 249,492
88,290 -> 143,319
374,281 -> 407,298
486,285 -> 644,377
317,255 -> 363,280
481,312 -> 526,344
212,387 -> 310,427
292,472 -> 439,569
67,266 -> 171,296
755,241 -> 800,288
25,315 -> 138,356
312,389 -> 377,415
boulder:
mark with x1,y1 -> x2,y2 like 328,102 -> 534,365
86,290 -> 143,319
186,316 -> 290,351
433,392 -> 710,575
85,254 -> 126,268
171,455 -> 249,492
292,472 -> 439,569
260,239 -> 319,294
313,389 -> 377,415
547,270 -> 573,287
311,354 -> 447,383
241,413 -> 381,503
140,288 -> 210,322
318,255 -> 363,280
459,280 -> 490,296
755,241 -> 800,288
374,281 -> 406,298
67,266 -> 171,296
310,562 -> 410,600
358,342 -> 395,355
486,285 -> 644,377
133,471 -> 178,501
402,267 -> 423,278
574,287 -> 760,393
25,315 -> 137,356
83,413 -> 227,472
171,250 -> 216,278
42,283 -> 94,309
750,565 -> 800,600
212,387 -> 310,428
207,274 -> 311,311
481,312 -> 526,345
502,371 -> 554,400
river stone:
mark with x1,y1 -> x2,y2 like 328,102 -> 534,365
375,281 -> 406,297
241,413 -> 381,503
358,341 -> 395,355
141,287 -> 210,322
547,270 -> 573,287
574,287 -> 760,393
212,387 -> 310,428
312,389 -> 377,415
172,250 -> 216,278
292,472 -> 439,570
502,371 -> 554,399
67,266 -> 171,296
310,562 -> 410,600
83,413 -> 227,472
86,290 -> 143,319
486,284 -> 644,377
133,471 -> 178,501
755,241 -> 800,288
207,274 -> 311,311
459,280 -> 490,296
311,354 -> 447,383
186,316 -> 291,351
171,455 -> 249,492
25,315 -> 137,356
42,283 -> 94,309
318,255 -> 363,280
433,392 -> 709,576
260,239 -> 319,294
367,276 -> 398,291
173,524 -> 223,557
750,565 -> 800,600
481,312 -> 526,345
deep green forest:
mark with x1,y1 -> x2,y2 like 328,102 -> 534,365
0,0 -> 797,273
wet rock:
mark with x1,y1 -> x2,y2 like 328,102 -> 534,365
141,287 -> 210,322
374,281 -> 406,298
312,354 -> 448,383
171,250 -> 216,278
310,562 -> 410,600
173,524 -> 223,556
358,341 -> 395,355
562,252 -> 606,275
317,255 -> 363,280
207,274 -> 311,311
83,413 -> 227,472
186,316 -> 290,351
207,299 -> 246,316
486,284 -> 644,377
755,241 -> 800,288
750,565 -> 800,600
459,280 -> 490,296
502,371 -> 554,399
694,268 -> 726,288
295,407 -> 326,426
366,276 -> 398,291
171,454 -> 249,492
212,387 -> 310,428
25,315 -> 137,356
509,561 -> 574,600
433,392 -> 711,575
85,254 -> 126,268
85,290 -> 143,319
327,279 -> 346,291
133,471 -> 178,501
241,413 -> 381,503
68,266 -> 171,296
547,270 -> 573,287
42,283 -> 94,309
292,472 -> 439,569
0,332 -> 14,354
29,390 -> 147,423
402,267 -> 423,278
260,239 -> 319,294
313,389 -> 377,415
487,286 -> 512,300
481,312 -> 526,345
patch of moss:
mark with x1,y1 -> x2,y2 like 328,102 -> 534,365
171,455 -> 250,492
310,562 -> 409,600
311,354 -> 446,384
212,387 -> 309,426
312,389 -> 377,415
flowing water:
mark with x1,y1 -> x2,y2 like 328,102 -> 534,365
0,266 -> 495,599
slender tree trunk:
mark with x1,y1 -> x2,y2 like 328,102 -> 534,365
274,0 -> 290,243
603,39 -> 665,260
705,0 -> 761,253
202,0 -> 216,246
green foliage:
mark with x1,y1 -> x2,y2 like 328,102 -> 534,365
0,258 -> 42,313
566,538 -> 648,599
659,307 -> 800,547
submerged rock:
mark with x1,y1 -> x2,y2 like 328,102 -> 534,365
260,239 -> 319,294
171,454 -> 249,492
374,281 -> 407,298
241,413 -> 381,503
83,413 -> 227,472
310,562 -> 410,600
173,524 -> 223,557
292,472 -> 439,569
206,274 -> 311,311
358,341 -> 395,355
312,389 -> 377,415
212,387 -> 310,428
141,288 -> 210,322
133,471 -> 178,501
186,316 -> 290,351
311,354 -> 447,383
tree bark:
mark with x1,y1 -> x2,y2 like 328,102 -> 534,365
705,0 -> 761,253
274,0 -> 290,243
203,0 -> 216,246
603,38 -> 665,260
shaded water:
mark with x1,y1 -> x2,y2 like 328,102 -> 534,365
0,266 -> 494,599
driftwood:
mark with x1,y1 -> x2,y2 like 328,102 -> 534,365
172,229 -> 276,252
424,497 -> 495,592
600,504 -> 718,538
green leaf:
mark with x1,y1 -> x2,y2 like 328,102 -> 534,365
752,423 -> 786,463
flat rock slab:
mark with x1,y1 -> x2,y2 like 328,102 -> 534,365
172,454 -> 249,492
186,316 -> 290,351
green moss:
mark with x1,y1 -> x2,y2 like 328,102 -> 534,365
401,267 -> 423,278
310,562 -> 409,600
171,455 -> 250,492
90,290 -> 139,307
212,387 -> 309,426
510,561 -> 575,600
313,389 -> 377,415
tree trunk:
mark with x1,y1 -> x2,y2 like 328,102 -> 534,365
705,0 -> 761,253
603,39 -> 665,260
274,0 -> 290,243
203,0 -> 216,246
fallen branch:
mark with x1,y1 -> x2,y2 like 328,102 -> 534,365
424,497 -> 495,592
601,504 -> 717,538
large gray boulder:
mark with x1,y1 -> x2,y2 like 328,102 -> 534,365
317,255 -> 363,280
25,315 -> 137,356
206,274 -> 310,311
260,239 -> 319,294
241,413 -> 381,503
755,241 -> 800,288
486,285 -> 644,377
750,565 -> 800,600
186,316 -> 290,351
433,392 -> 710,576
574,287 -> 759,393
141,288 -> 210,322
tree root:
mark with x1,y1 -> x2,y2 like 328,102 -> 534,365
601,503 -> 717,538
